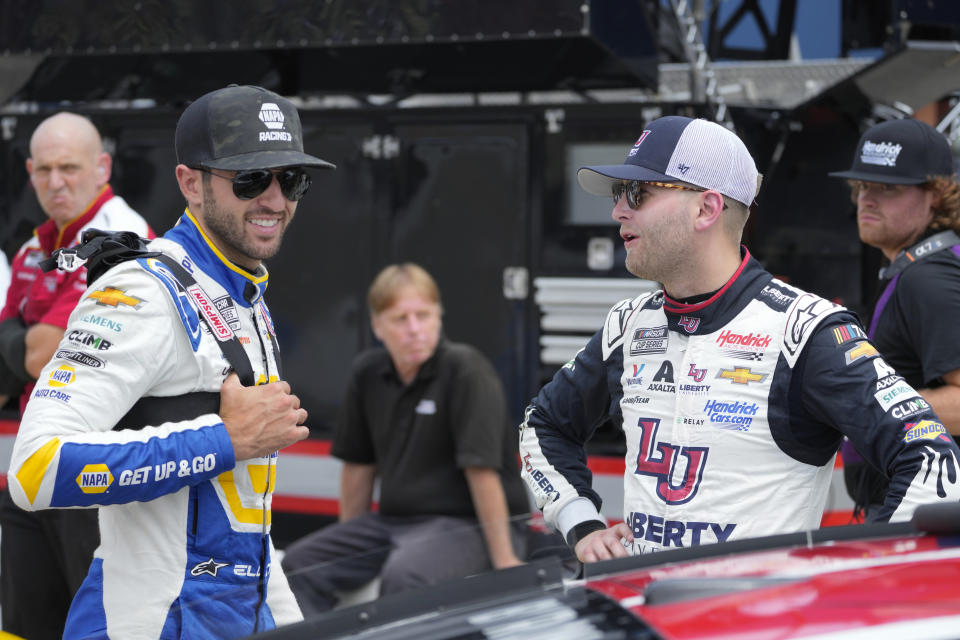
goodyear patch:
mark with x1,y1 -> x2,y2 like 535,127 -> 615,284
48,365 -> 76,388
904,420 -> 948,444
77,464 -> 114,494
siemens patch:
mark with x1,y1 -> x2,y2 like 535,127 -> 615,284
875,381 -> 919,412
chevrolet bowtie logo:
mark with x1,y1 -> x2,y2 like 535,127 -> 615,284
844,341 -> 878,366
716,367 -> 767,385
88,287 -> 144,309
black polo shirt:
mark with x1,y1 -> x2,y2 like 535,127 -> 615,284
332,339 -> 530,518
870,248 -> 960,389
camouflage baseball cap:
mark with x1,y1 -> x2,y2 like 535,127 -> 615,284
175,85 -> 336,171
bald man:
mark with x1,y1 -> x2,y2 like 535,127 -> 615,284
0,112 -> 153,640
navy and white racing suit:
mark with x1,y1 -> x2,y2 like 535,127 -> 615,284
8,210 -> 302,638
520,250 -> 960,555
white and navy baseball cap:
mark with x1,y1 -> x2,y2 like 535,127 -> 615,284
829,118 -> 955,185
577,116 -> 760,207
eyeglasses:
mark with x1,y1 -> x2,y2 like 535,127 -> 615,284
194,166 -> 312,202
612,180 -> 721,210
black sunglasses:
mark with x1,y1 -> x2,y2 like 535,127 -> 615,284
194,166 -> 312,202
611,180 -> 711,210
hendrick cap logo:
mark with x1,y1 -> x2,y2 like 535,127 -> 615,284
258,102 -> 292,142
860,139 -> 903,167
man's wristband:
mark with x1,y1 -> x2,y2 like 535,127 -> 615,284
565,519 -> 607,547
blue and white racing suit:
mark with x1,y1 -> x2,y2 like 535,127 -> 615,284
520,250 -> 960,555
8,210 -> 302,638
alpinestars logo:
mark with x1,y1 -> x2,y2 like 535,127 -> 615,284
191,558 -> 230,578
258,103 -> 292,142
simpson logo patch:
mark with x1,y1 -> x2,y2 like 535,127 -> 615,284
186,284 -> 233,341
77,464 -> 113,494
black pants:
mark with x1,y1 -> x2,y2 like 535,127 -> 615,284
0,488 -> 100,640
280,513 -> 526,617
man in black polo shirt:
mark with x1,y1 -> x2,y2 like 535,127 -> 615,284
829,117 -> 960,516
282,263 -> 529,614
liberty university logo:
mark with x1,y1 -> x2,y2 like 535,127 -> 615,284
635,417 -> 708,504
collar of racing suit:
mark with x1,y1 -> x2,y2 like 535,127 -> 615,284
35,185 -> 114,254
659,247 -> 775,336
165,209 -> 269,307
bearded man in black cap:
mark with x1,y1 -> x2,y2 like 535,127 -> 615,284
8,85 -> 335,638
830,118 -> 960,517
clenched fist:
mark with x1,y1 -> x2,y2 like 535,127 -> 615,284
219,373 -> 309,460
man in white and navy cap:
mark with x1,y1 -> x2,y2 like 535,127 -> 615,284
519,115 -> 960,563
830,118 -> 960,518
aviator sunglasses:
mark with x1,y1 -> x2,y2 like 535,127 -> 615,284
194,166 -> 312,202
612,180 -> 725,210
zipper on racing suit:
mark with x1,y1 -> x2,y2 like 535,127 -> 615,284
251,305 -> 275,633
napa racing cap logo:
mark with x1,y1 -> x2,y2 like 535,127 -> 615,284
77,464 -> 113,494
48,365 -> 76,388
258,103 -> 291,141
903,420 -> 949,444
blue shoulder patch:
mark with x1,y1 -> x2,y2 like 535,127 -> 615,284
137,257 -> 202,351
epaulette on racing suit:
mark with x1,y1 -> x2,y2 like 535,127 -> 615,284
8,210 -> 302,638
520,249 -> 960,555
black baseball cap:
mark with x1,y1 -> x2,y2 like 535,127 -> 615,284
175,85 -> 336,171
829,118 -> 954,185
